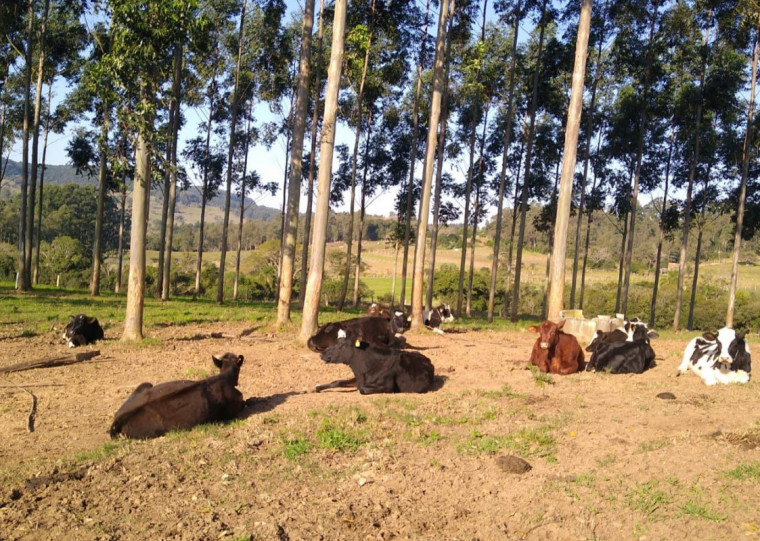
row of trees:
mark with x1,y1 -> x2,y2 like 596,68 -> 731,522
1,0 -> 759,340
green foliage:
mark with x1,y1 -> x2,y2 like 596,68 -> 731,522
39,236 -> 88,277
626,481 -> 671,516
725,461 -> 760,482
0,242 -> 16,279
315,419 -> 365,453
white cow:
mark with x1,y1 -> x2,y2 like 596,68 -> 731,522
677,327 -> 751,386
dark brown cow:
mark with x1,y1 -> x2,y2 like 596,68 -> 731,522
307,315 -> 408,353
109,353 -> 246,439
528,320 -> 584,375
316,330 -> 434,394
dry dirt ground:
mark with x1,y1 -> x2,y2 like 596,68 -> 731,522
1,321 -> 759,540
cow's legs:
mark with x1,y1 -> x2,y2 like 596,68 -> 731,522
315,377 -> 357,393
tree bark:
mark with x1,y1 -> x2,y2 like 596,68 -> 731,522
649,127 -> 675,327
727,28 -> 758,328
488,0 -> 521,322
195,79 -> 216,295
299,0 -> 326,309
17,0 -> 35,291
217,0 -> 247,304
546,0 -> 592,321
234,99 -> 256,301
34,82 -> 53,285
90,101 -> 111,296
456,118 -> 477,316
410,0 -> 452,329
299,0 -> 347,342
353,111 -> 373,308
277,0 -> 315,323
123,125 -> 152,341
673,8 -> 711,331
511,0 -> 547,322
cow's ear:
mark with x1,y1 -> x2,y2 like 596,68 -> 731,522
212,355 -> 222,368
68,315 -> 75,323
647,331 -> 659,339
702,332 -> 717,341
528,326 -> 538,333
236,355 -> 244,367
87,317 -> 97,324
736,330 -> 746,340
557,319 -> 566,329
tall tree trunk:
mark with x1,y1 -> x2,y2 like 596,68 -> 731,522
90,101 -> 111,296
488,0 -> 521,322
579,133 -> 603,308
34,82 -> 53,285
391,236 -> 400,304
543,161 -> 561,319
156,106 -> 174,298
25,0 -> 50,288
466,187 -> 479,316
727,27 -> 758,328
511,0 -> 547,322
217,0 -> 247,304
400,0 -> 431,309
426,7 -> 453,310
353,111 -> 373,308
674,8 -> 711,331
620,0 -> 659,316
615,208 -> 629,314
275,101 -> 295,305
503,138 -> 525,316
411,0 -> 452,329
115,178 -> 127,294
570,3 -> 605,308
299,0 -> 347,342
17,0 -> 35,291
547,0 -> 592,321
161,44 -> 183,301
299,0 -> 326,310
234,99 -> 256,301
277,0 -> 315,322
688,162 -> 712,330
649,127 -> 675,327
456,119 -> 477,316
195,79 -> 216,295
123,121 -> 153,341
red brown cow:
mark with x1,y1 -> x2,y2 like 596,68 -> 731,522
528,320 -> 584,375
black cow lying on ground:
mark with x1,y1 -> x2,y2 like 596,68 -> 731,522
62,314 -> 104,348
307,313 -> 409,353
109,353 -> 246,439
423,303 -> 455,334
316,329 -> 434,394
586,318 -> 659,350
585,319 -> 657,374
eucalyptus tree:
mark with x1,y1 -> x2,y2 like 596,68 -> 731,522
728,14 -> 760,327
510,0 -> 551,322
107,0 -> 203,340
299,0 -> 347,341
410,0 -> 452,329
277,0 -> 315,324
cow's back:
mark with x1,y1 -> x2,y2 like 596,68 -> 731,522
396,352 -> 435,392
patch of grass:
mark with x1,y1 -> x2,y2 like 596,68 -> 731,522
417,431 -> 442,446
282,435 -> 313,460
20,329 -> 37,337
725,461 -> 760,482
479,383 -> 521,399
597,454 -> 617,467
457,429 -> 508,455
262,414 -> 281,425
626,481 -> 671,516
529,365 -> 554,387
184,367 -> 212,379
638,439 -> 669,453
315,419 -> 365,453
680,500 -> 726,522
73,440 -> 129,464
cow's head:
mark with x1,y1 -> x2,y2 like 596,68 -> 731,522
212,353 -> 244,384
63,314 -> 99,347
390,311 -> 410,335
628,320 -> 658,342
438,304 -> 455,323
528,320 -> 565,350
366,303 -> 389,318
714,327 -> 750,368
320,328 -> 367,364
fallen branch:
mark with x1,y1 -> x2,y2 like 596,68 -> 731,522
23,387 -> 37,432
0,350 -> 100,374
0,383 -> 66,389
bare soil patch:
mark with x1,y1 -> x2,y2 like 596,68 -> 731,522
1,322 -> 759,540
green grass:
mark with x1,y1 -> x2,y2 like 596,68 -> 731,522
314,419 -> 366,453
725,461 -> 760,482
282,435 -> 313,460
626,481 -> 671,516
72,440 -> 130,464
530,365 -> 555,387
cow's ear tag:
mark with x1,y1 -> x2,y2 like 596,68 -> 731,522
354,339 -> 361,348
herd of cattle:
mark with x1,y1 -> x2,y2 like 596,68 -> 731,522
58,303 -> 752,440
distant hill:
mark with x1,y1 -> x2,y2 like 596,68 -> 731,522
0,159 -> 281,224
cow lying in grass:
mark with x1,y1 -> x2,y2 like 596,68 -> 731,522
677,328 -> 751,385
315,330 -> 434,394
585,319 -> 658,374
528,320 -> 584,375
109,353 -> 246,439
423,303 -> 455,334
62,314 -> 104,348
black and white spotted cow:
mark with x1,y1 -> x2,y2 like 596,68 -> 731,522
423,303 -> 455,334
62,314 -> 104,348
586,318 -> 658,351
677,328 -> 752,385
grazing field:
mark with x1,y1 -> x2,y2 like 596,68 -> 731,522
0,289 -> 759,540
